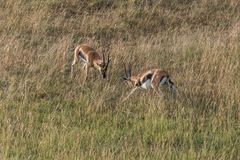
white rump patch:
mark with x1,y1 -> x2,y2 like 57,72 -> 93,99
159,77 -> 168,85
140,79 -> 152,89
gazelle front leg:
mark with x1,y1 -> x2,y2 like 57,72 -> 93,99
82,63 -> 87,70
151,73 -> 163,97
151,83 -> 163,97
122,87 -> 138,102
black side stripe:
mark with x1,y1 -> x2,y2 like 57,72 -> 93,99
79,51 -> 87,61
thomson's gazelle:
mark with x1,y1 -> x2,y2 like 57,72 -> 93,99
123,64 -> 177,101
71,44 -> 111,80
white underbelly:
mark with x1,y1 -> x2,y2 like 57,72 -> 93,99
140,79 -> 152,89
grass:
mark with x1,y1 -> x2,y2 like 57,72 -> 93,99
0,0 -> 240,159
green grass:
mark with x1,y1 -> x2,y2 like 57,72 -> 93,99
0,0 -> 240,159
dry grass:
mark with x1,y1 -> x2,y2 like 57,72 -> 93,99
0,0 -> 239,159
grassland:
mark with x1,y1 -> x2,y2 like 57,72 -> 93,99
0,0 -> 239,159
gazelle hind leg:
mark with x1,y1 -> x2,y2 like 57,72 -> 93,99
84,65 -> 89,82
151,83 -> 163,97
71,61 -> 77,79
168,79 -> 177,93
71,65 -> 74,79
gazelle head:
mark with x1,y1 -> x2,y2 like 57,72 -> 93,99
98,53 -> 111,79
123,64 -> 140,87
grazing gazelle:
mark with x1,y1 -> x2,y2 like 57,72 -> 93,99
71,44 -> 111,80
122,64 -> 177,101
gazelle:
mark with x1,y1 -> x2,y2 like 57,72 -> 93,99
71,44 -> 111,80
122,64 -> 177,101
